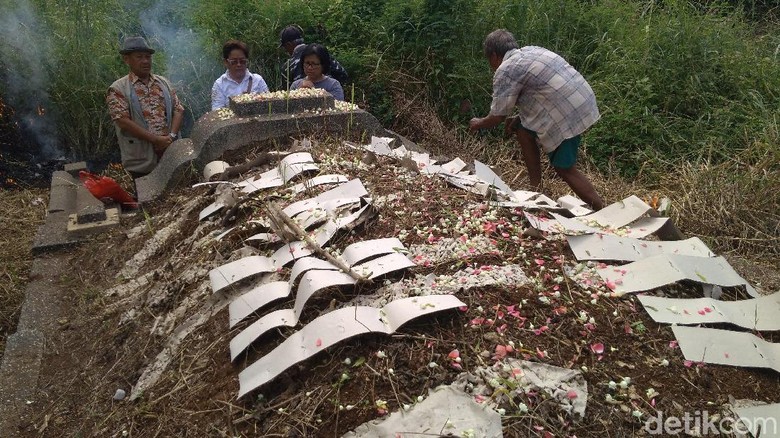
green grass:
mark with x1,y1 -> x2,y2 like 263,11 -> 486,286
1,1 -> 778,255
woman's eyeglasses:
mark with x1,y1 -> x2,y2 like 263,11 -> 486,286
227,58 -> 248,66
303,62 -> 321,68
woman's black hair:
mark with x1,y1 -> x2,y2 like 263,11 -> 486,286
222,39 -> 249,60
299,43 -> 331,75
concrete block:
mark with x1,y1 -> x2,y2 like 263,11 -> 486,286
50,170 -> 76,187
67,207 -> 120,238
32,211 -> 80,255
48,184 -> 76,213
63,161 -> 87,178
75,185 -> 106,224
229,93 -> 334,117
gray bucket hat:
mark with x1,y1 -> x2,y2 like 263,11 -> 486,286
120,36 -> 155,55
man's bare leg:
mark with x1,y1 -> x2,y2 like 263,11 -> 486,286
515,129 -> 543,191
554,166 -> 605,210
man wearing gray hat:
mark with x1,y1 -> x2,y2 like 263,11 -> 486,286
107,36 -> 184,180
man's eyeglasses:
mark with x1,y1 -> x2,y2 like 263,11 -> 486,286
227,58 -> 248,66
303,62 -> 321,68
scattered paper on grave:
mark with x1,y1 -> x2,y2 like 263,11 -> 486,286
639,292 -> 780,330
597,254 -> 757,297
342,386 -> 502,438
238,152 -> 318,194
672,325 -> 780,372
568,234 -> 714,262
236,294 -> 466,396
732,402 -> 780,438
452,359 -> 588,418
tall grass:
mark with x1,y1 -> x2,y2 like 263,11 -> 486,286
0,0 -> 777,254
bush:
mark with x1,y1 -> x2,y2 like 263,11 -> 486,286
0,0 -> 777,180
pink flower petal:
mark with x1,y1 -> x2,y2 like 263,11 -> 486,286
448,349 -> 460,359
566,390 -> 578,399
590,343 -> 605,354
315,338 -> 322,347
535,258 -> 545,266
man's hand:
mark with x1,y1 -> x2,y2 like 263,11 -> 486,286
504,116 -> 519,137
152,135 -> 173,157
469,114 -> 506,132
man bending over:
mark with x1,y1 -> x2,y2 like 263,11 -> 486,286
469,29 -> 604,210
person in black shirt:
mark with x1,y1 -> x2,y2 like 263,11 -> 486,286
279,25 -> 348,90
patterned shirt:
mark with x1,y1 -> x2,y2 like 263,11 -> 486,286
107,72 -> 184,135
211,70 -> 270,110
490,47 -> 600,153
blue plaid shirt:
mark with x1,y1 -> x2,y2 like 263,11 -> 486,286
490,47 -> 600,153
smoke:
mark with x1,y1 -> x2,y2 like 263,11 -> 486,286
0,0 -> 64,159
139,0 -> 220,122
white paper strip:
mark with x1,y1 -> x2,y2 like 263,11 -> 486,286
474,160 -> 513,195
230,309 -> 297,360
580,195 -> 653,228
282,152 -> 316,165
237,153 -> 319,194
495,193 -> 559,209
209,256 -> 276,293
214,227 -> 236,241
203,161 -> 230,181
440,174 -> 490,196
620,217 -> 671,239
279,162 -> 319,184
672,325 -> 780,372
567,235 -> 714,262
293,252 -> 415,318
245,233 -> 281,244
230,252 -> 415,358
557,195 -> 592,217
290,174 -> 348,195
237,294 -> 466,396
344,386 -> 502,438
240,175 -> 283,194
441,157 -> 468,174
228,281 -> 292,327
199,202 -> 224,221
271,241 -> 314,267
288,257 -> 339,285
597,254 -> 757,297
525,211 -> 668,238
368,136 -> 395,156
341,237 -> 405,267
732,403 -> 780,438
638,292 -> 780,331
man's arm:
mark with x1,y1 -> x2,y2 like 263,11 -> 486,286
171,108 -> 183,135
469,114 -> 505,131
114,117 -> 171,148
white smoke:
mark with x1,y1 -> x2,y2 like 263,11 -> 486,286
139,0 -> 220,120
0,0 -> 64,159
